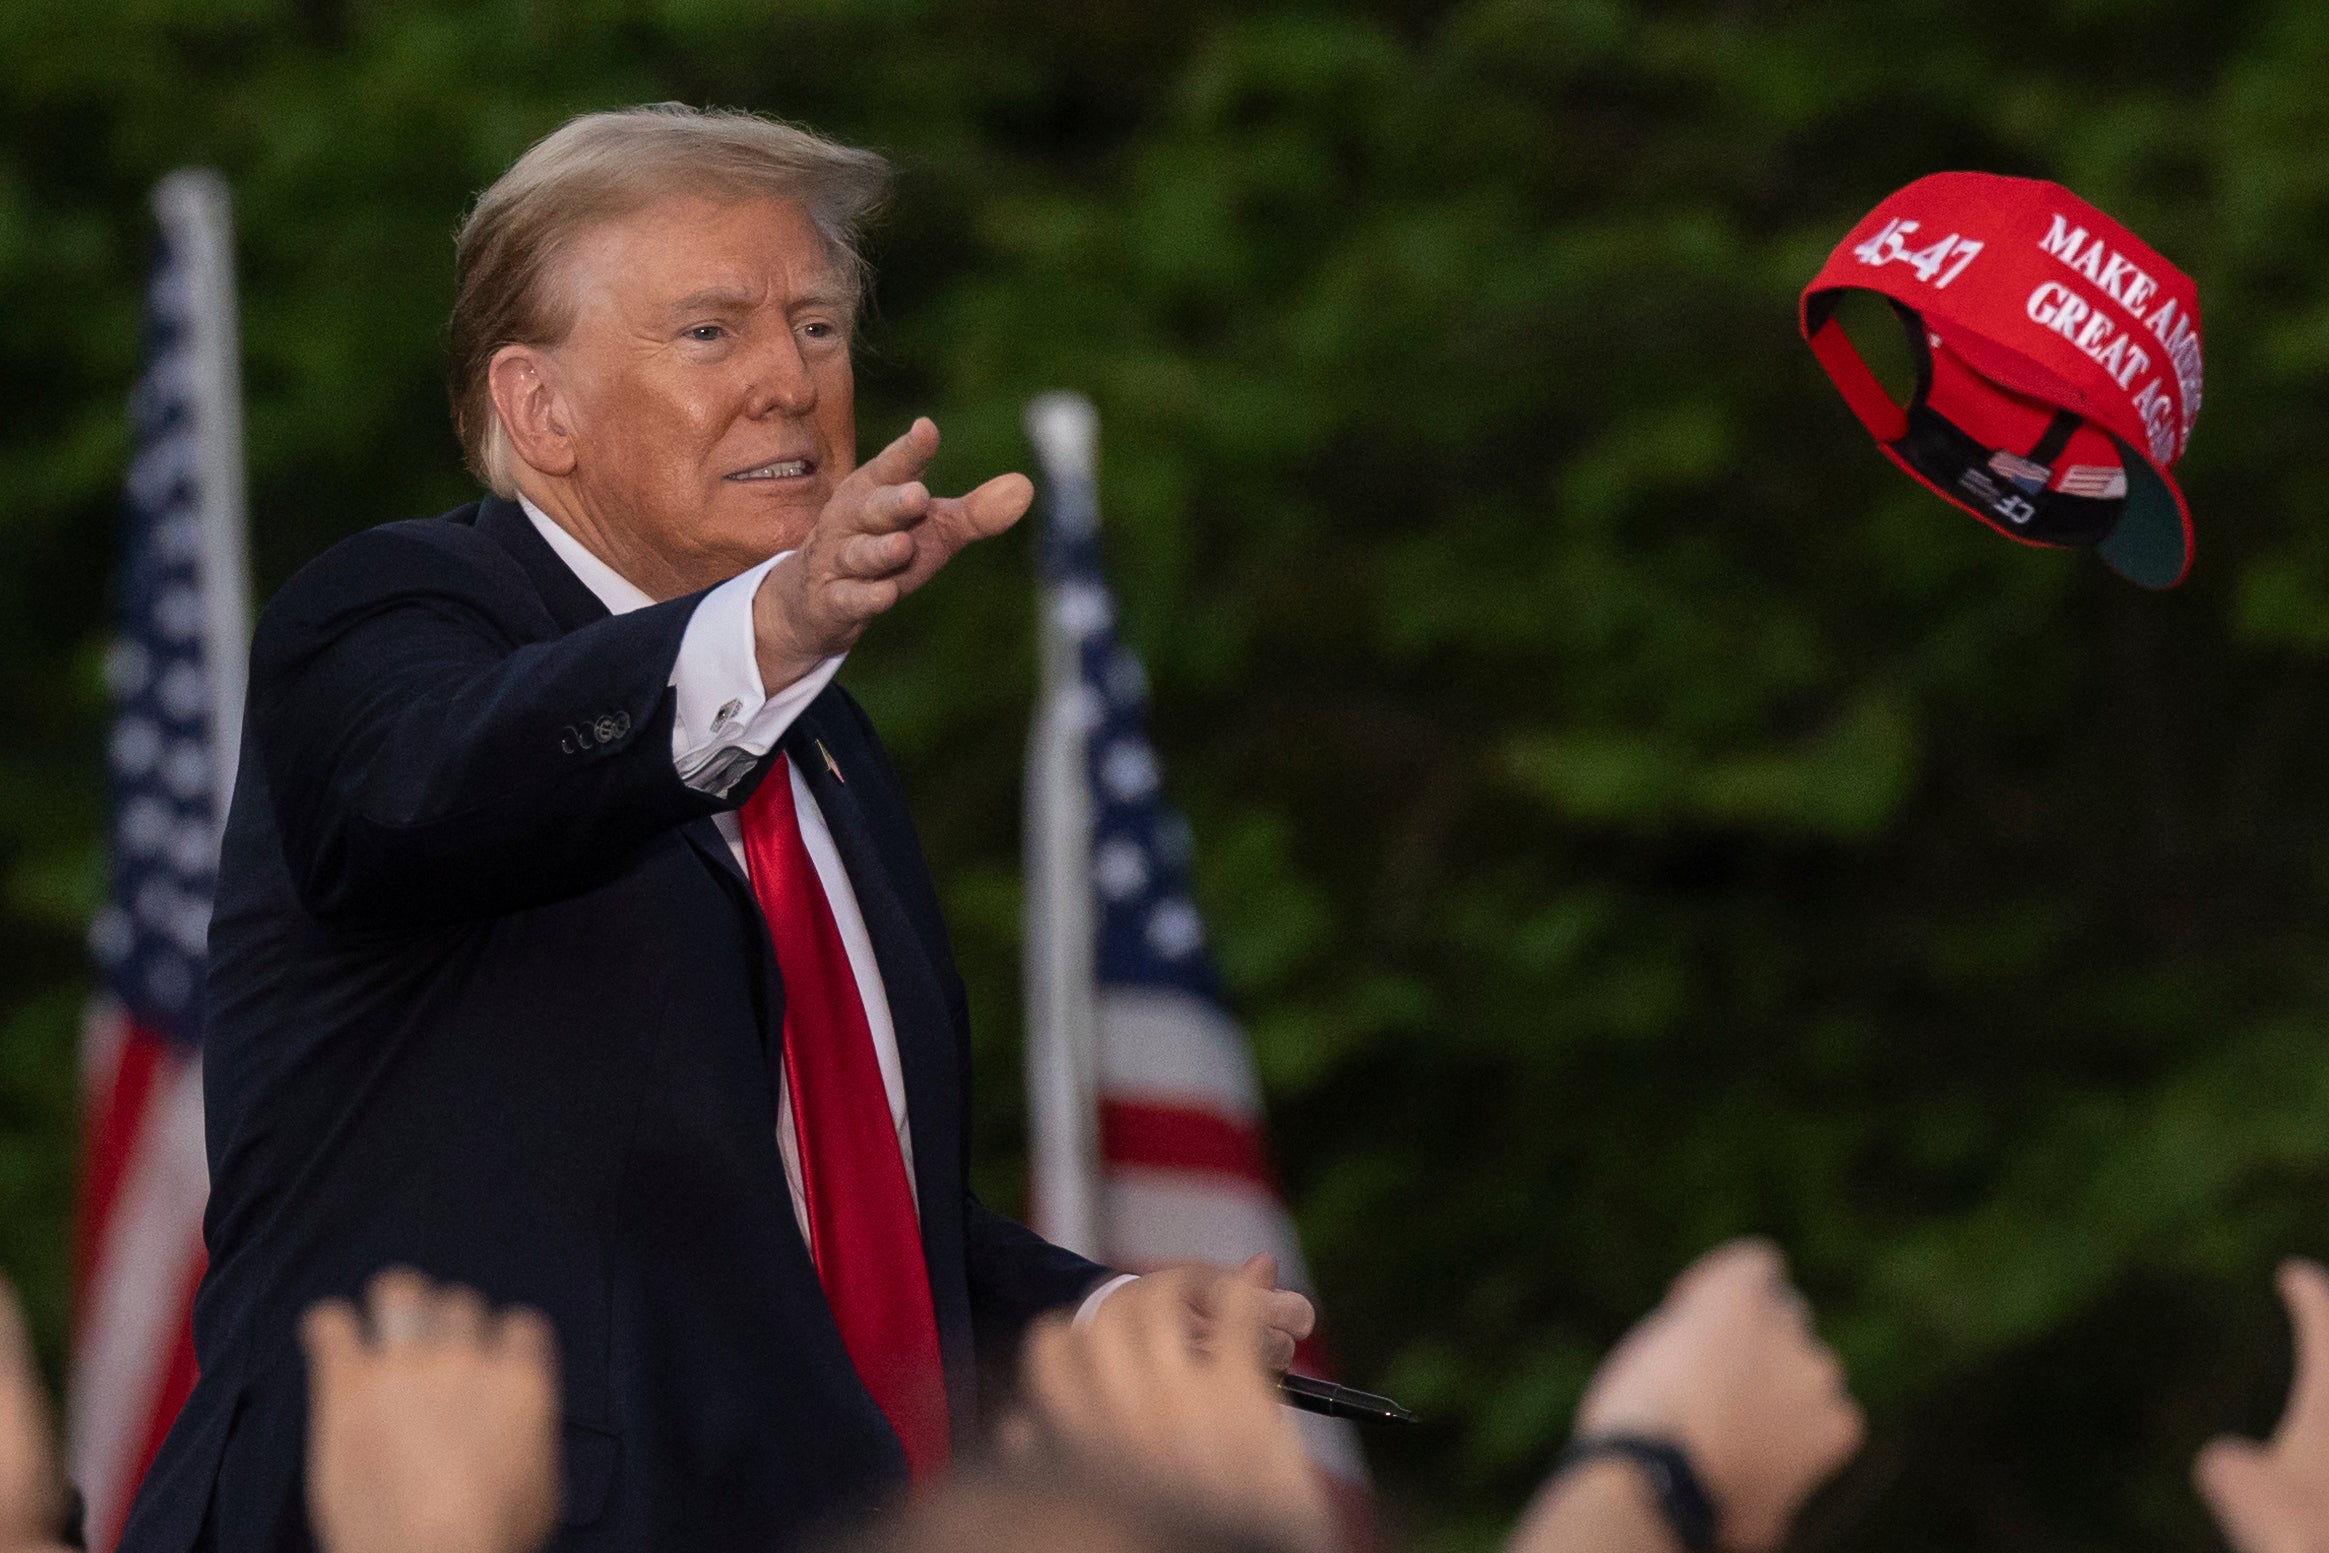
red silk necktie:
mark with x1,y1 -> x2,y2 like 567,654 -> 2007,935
739,753 -> 951,1478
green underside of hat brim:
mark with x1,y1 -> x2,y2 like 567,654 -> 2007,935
2095,444 -> 2190,590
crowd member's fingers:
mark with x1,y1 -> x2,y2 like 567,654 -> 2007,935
2192,1259 -> 2329,1553
0,1276 -> 64,1548
492,1307 -> 557,1370
2196,1438 -> 2291,1553
301,1299 -> 364,1373
0,1281 -> 35,1383
304,1272 -> 561,1553
1017,1264 -> 1332,1553
429,1284 -> 491,1347
363,1267 -> 439,1346
1677,1237 -> 1788,1311
2275,1260 -> 2329,1443
1571,1238 -> 1865,1553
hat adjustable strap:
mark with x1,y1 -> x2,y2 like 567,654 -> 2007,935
1897,408 -> 2121,548
2022,409 -> 2081,474
1803,310 -> 1908,443
1804,289 -> 2125,550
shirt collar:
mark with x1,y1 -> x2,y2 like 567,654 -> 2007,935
517,494 -> 657,618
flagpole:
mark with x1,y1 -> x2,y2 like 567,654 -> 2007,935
1023,392 -> 1103,1260
70,166 -> 245,1553
152,169 -> 251,817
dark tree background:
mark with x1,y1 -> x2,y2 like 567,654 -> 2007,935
6,1 -> 2329,1548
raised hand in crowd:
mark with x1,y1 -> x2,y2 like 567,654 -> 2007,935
301,1271 -> 560,1553
2196,1258 -> 2329,1553
0,1277 -> 68,1553
1509,1239 -> 1865,1553
1011,1262 -> 1333,1553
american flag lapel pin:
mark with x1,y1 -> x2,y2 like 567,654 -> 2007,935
815,738 -> 845,784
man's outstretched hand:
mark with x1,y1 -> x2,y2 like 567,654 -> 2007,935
2197,1259 -> 2329,1553
753,417 -> 1032,691
302,1270 -> 561,1553
1173,1254 -> 1316,1374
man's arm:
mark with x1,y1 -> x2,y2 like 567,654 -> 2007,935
253,523 -> 721,929
962,1194 -> 1115,1359
260,417 -> 1027,933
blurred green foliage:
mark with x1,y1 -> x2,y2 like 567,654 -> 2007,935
6,0 -> 2329,1548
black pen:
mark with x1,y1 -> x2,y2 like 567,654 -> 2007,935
1277,1373 -> 1418,1424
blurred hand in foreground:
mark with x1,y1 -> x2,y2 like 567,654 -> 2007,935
1557,1238 -> 1865,1553
1015,1264 -> 1332,1553
302,1270 -> 560,1553
2196,1258 -> 2329,1553
0,1275 -> 67,1553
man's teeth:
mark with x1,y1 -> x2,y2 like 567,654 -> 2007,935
733,459 -> 810,480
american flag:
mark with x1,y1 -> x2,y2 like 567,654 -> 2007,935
71,169 -> 250,1553
1021,394 -> 1370,1531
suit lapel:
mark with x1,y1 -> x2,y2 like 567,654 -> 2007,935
681,815 -> 751,890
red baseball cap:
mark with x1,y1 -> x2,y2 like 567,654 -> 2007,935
1800,172 -> 2204,588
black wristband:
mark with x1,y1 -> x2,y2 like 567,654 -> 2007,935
1555,1434 -> 1720,1553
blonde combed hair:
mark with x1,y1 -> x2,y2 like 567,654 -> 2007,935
448,104 -> 892,495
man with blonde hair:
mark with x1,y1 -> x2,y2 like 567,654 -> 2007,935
117,105 -> 1311,1553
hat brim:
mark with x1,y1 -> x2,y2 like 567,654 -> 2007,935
2096,442 -> 2193,590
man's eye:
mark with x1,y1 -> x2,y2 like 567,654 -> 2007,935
801,321 -> 836,340
685,324 -> 725,342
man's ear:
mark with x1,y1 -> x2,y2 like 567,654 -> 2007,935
487,346 -> 579,479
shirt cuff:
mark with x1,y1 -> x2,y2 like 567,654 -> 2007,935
1072,1273 -> 1141,1331
670,553 -> 844,798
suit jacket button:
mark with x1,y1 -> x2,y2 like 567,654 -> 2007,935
594,713 -> 626,744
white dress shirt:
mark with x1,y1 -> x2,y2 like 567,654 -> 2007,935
523,498 -> 1125,1324
521,498 -> 912,1243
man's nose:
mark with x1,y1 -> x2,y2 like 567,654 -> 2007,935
745,331 -> 819,418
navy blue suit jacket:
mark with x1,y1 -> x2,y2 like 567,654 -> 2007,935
116,496 -> 1106,1553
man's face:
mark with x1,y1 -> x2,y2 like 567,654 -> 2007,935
544,193 -> 858,586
